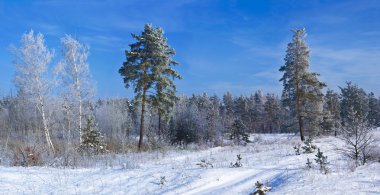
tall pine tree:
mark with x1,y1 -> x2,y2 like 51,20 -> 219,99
279,28 -> 325,141
119,24 -> 181,150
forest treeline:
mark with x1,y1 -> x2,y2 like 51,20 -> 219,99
1,85 -> 379,151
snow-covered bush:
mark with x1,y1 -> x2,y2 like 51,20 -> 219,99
338,109 -> 375,166
372,146 -> 380,163
196,159 -> 213,168
146,129 -> 160,150
169,102 -> 202,145
12,146 -> 43,167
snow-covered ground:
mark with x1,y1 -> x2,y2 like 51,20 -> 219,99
1,134 -> 379,194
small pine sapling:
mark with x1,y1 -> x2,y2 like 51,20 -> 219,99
302,138 -> 317,154
231,154 -> 243,168
306,158 -> 313,170
253,181 -> 271,195
294,143 -> 301,155
314,148 -> 329,174
160,176 -> 167,186
78,117 -> 106,155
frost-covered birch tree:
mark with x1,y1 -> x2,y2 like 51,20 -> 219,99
56,35 -> 94,144
11,30 -> 55,153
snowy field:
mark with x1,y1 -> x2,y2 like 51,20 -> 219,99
1,134 -> 379,195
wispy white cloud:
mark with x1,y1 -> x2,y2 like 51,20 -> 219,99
230,35 -> 286,60
205,80 -> 282,96
313,47 -> 377,61
206,81 -> 257,95
361,31 -> 380,36
32,0 -> 198,34
33,23 -> 64,37
309,15 -> 348,25
338,0 -> 380,12
251,70 -> 282,80
311,46 -> 380,94
81,35 -> 127,52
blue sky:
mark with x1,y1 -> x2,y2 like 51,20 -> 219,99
0,0 -> 379,98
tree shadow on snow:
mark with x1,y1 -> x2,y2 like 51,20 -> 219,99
268,171 -> 297,192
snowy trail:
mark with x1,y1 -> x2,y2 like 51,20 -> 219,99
179,169 -> 283,195
1,134 -> 379,194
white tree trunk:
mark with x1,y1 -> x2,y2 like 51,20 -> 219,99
73,52 -> 83,144
63,100 -> 72,145
38,94 -> 55,154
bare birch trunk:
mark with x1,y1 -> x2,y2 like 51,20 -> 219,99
38,95 -> 55,154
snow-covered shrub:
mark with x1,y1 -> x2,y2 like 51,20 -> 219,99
145,129 -> 170,151
230,154 -> 243,168
314,148 -> 329,174
301,138 -> 317,153
78,118 -> 106,155
169,103 -> 202,145
372,146 -> 380,163
347,160 -> 357,172
196,159 -> 213,168
12,146 -> 43,167
338,115 -> 375,166
250,135 -> 263,143
253,181 -> 271,195
146,129 -> 159,150
50,142 -> 87,168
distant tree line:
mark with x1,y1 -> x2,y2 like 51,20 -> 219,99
1,83 -> 379,150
